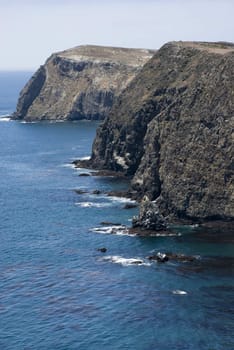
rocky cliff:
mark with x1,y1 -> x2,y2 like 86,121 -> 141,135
90,41 -> 234,224
13,45 -> 154,121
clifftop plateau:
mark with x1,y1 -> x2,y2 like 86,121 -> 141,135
88,41 -> 234,225
13,45 -> 154,121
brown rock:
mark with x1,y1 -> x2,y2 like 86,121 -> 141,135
13,45 -> 154,121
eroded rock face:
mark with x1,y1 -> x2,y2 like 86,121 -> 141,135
132,196 -> 167,231
13,45 -> 154,121
90,41 -> 234,223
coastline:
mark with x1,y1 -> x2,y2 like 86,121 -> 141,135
72,158 -> 234,235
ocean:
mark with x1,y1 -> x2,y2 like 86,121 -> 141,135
0,72 -> 233,350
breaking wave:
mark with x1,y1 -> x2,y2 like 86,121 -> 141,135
78,156 -> 91,160
91,225 -> 134,236
172,290 -> 188,295
0,116 -> 11,122
99,255 -> 151,267
75,202 -> 112,208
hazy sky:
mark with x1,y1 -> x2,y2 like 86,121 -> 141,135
1,0 -> 233,70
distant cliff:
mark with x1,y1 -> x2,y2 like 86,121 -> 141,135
13,45 -> 154,121
89,41 -> 234,225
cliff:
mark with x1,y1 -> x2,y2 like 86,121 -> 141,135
90,41 -> 234,224
13,45 -> 154,121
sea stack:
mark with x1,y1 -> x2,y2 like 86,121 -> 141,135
13,45 -> 154,121
89,41 -> 234,224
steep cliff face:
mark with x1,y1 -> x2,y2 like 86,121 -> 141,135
13,45 -> 154,121
91,41 -> 234,222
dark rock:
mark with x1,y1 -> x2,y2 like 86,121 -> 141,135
132,196 -> 167,231
74,189 -> 87,194
148,252 -> 196,263
92,170 -> 129,178
97,247 -> 107,253
130,260 -> 143,265
92,190 -> 102,195
79,173 -> 91,177
128,227 -> 173,237
100,222 -> 122,226
148,252 -> 169,263
89,41 -> 234,225
72,159 -> 92,169
107,190 -> 132,198
166,253 -> 196,262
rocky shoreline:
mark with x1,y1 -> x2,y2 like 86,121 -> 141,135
74,160 -> 234,234
80,41 -> 234,229
13,41 -> 234,231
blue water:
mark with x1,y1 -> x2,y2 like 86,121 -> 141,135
0,73 -> 233,350
0,71 -> 33,114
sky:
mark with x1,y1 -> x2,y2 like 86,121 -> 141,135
0,0 -> 234,70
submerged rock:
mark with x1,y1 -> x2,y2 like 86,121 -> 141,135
100,222 -> 122,226
97,247 -> 107,253
92,190 -> 102,195
74,189 -> 88,195
148,252 -> 197,263
152,252 -> 169,263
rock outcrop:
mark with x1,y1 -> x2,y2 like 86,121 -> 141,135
90,41 -> 234,224
13,45 -> 154,121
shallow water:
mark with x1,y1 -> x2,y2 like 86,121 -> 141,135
0,73 -> 233,349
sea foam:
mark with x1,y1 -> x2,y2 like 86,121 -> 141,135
172,290 -> 188,295
76,202 -> 111,208
0,116 -> 11,122
91,225 -> 134,236
78,156 -> 91,160
100,255 -> 151,267
60,163 -> 77,169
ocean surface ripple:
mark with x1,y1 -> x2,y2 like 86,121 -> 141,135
0,74 -> 233,349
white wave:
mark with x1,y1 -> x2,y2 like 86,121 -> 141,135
75,170 -> 93,176
145,232 -> 182,238
108,196 -> 135,203
194,255 -> 201,260
78,156 -> 91,160
91,225 -> 134,236
154,232 -> 182,237
71,147 -> 81,151
107,196 -> 136,204
75,202 -> 111,208
0,116 -> 11,122
189,224 -> 200,228
172,290 -> 188,295
20,120 -> 38,124
86,194 -> 137,208
76,202 -> 93,208
100,255 -> 151,267
60,163 -> 76,169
